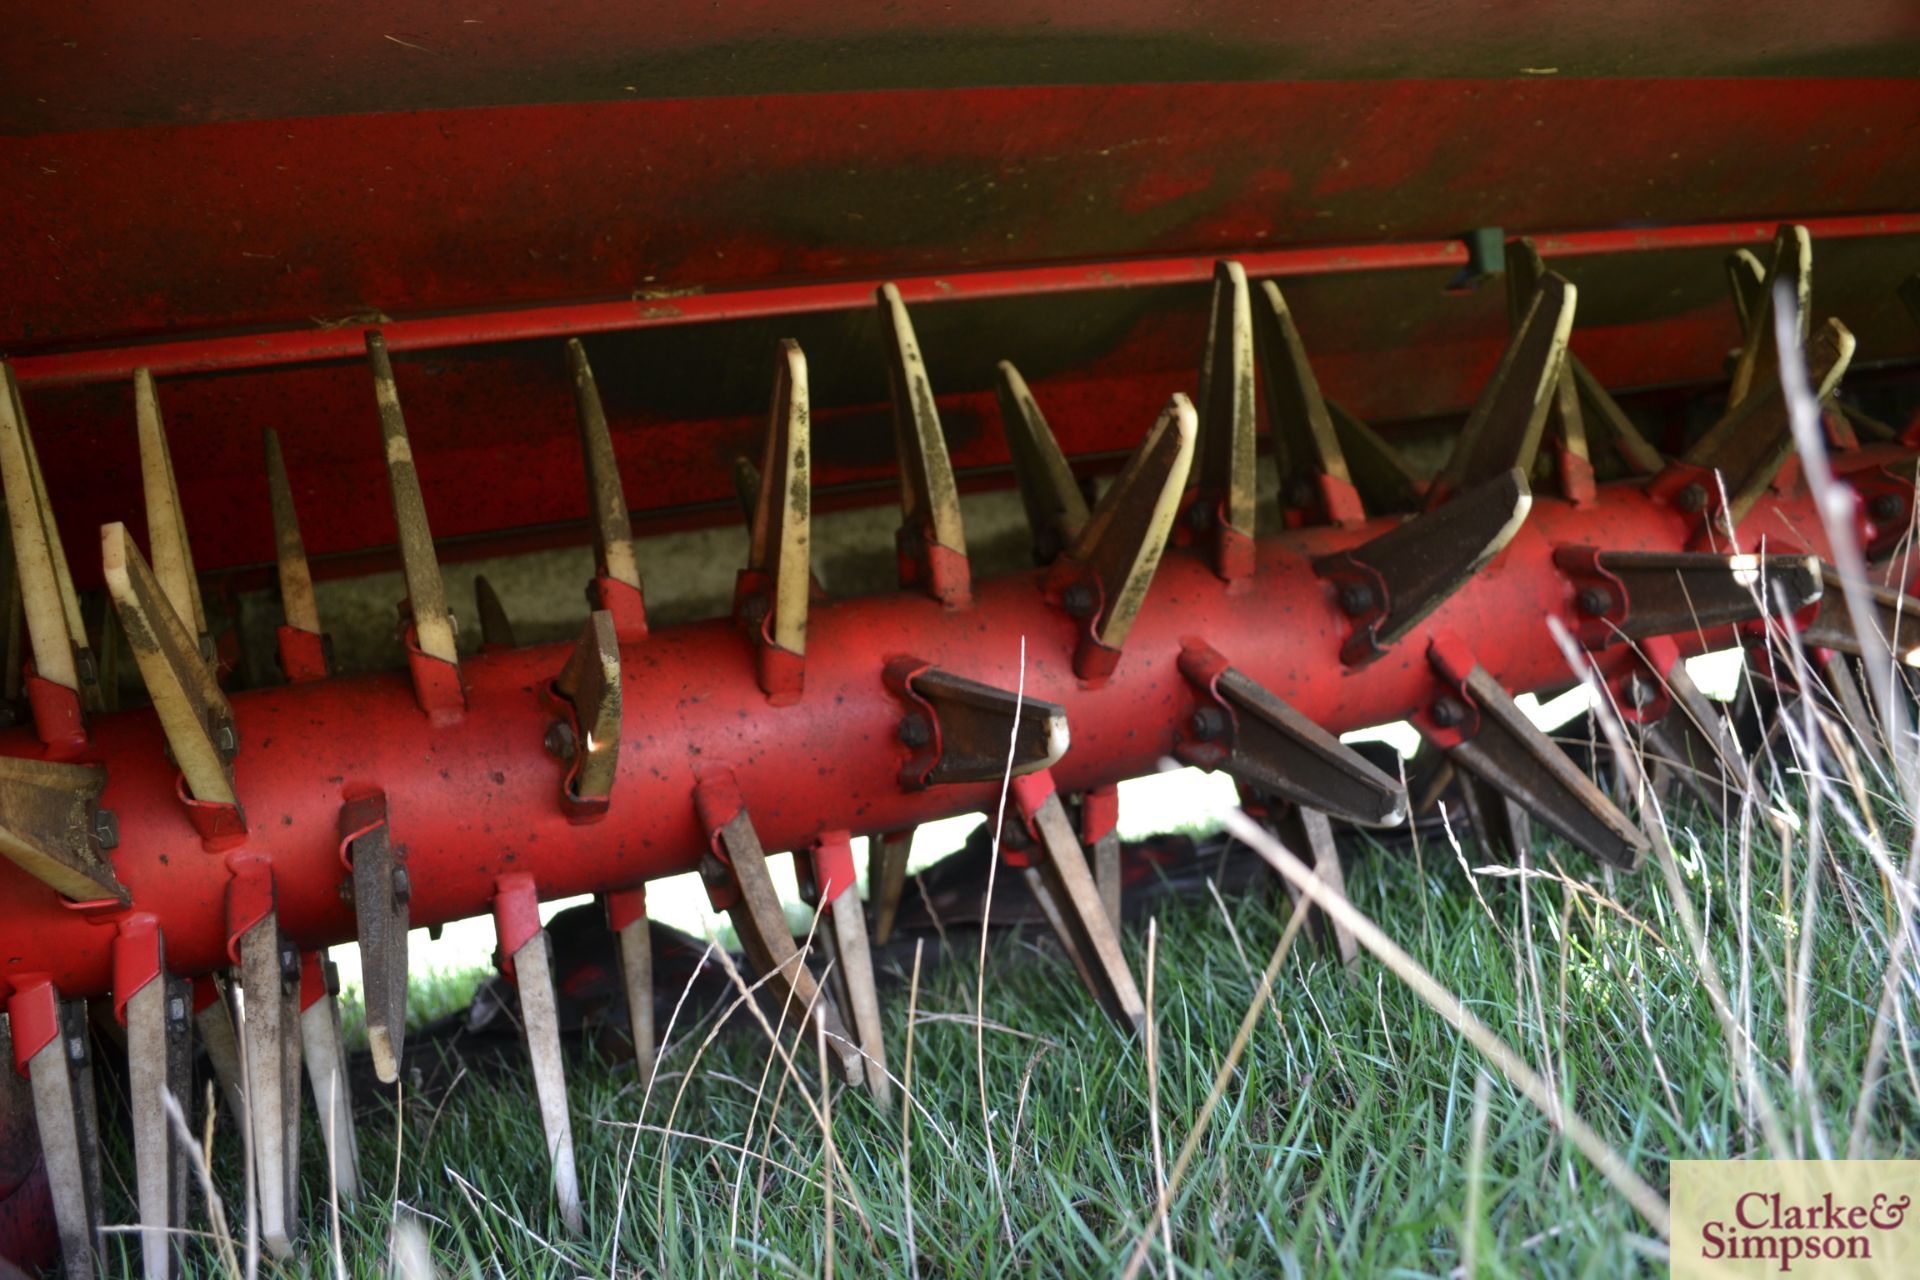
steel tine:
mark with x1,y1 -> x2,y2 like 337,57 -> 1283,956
0,365 -> 85,702
116,920 -> 191,1280
566,339 -> 648,640
0,756 -> 126,904
695,774 -> 864,1082
800,832 -> 888,1104
867,829 -> 914,946
493,874 -> 583,1235
103,524 -> 239,806
190,976 -> 246,1126
1326,397 -> 1425,511
263,428 -> 321,636
1420,635 -> 1648,870
474,575 -> 516,650
606,888 -> 654,1083
1672,318 -> 1853,525
1191,261 -> 1257,575
1075,787 -> 1123,927
1047,394 -> 1196,680
879,283 -> 970,606
341,793 -> 408,1084
133,370 -> 211,660
1256,278 -> 1364,527
9,984 -> 103,1278
994,360 -> 1088,564
1727,224 -> 1811,410
1018,864 -> 1100,995
1270,805 -> 1359,966
1428,273 -> 1576,505
229,872 -> 302,1259
366,332 -> 459,667
1457,769 -> 1534,863
736,341 -> 810,702
1013,772 -> 1145,1034
1725,248 -> 1768,337
1316,469 -> 1532,667
298,954 -> 360,1203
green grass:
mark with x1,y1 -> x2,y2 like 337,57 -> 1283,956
97,777 -> 1920,1278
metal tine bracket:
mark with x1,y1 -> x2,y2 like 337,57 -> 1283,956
735,339 -> 810,704
102,524 -> 243,821
1006,768 -> 1146,1034
263,428 -> 329,682
1651,316 -> 1854,532
298,952 -> 361,1203
366,332 -> 465,719
8,979 -> 104,1279
566,339 -> 648,641
1553,547 -> 1823,649
0,364 -> 92,749
1173,640 -> 1405,826
795,830 -> 890,1104
492,873 -> 584,1235
113,915 -> 192,1280
879,283 -> 971,607
994,360 -> 1089,565
1186,260 -> 1257,578
339,791 -> 408,1084
1414,632 -> 1648,869
1314,468 -> 1532,667
884,658 -> 1069,789
0,756 -> 126,904
547,610 -> 622,820
1255,277 -> 1367,528
1044,393 -> 1196,683
133,369 -> 213,663
224,854 -> 302,1259
605,886 -> 654,1083
693,770 -> 866,1084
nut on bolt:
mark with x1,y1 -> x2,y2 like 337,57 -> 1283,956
1577,586 -> 1615,617
1337,581 -> 1377,616
1674,482 -> 1709,514
1869,493 -> 1904,523
897,712 -> 932,749
1189,706 -> 1229,741
1429,697 -> 1465,728
544,719 -> 578,760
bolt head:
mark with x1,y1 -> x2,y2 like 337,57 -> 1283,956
1001,819 -> 1032,850
213,722 -> 239,755
1062,582 -> 1098,619
739,594 -> 769,625
1674,482 -> 1708,514
1577,586 -> 1615,617
1870,494 -> 1903,523
1430,697 -> 1465,728
544,720 -> 578,760
1338,582 -> 1378,617
898,713 -> 932,749
1623,674 -> 1659,709
392,865 -> 412,905
92,809 -> 119,851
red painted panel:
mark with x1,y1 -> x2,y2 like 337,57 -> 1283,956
4,80 -> 1919,347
